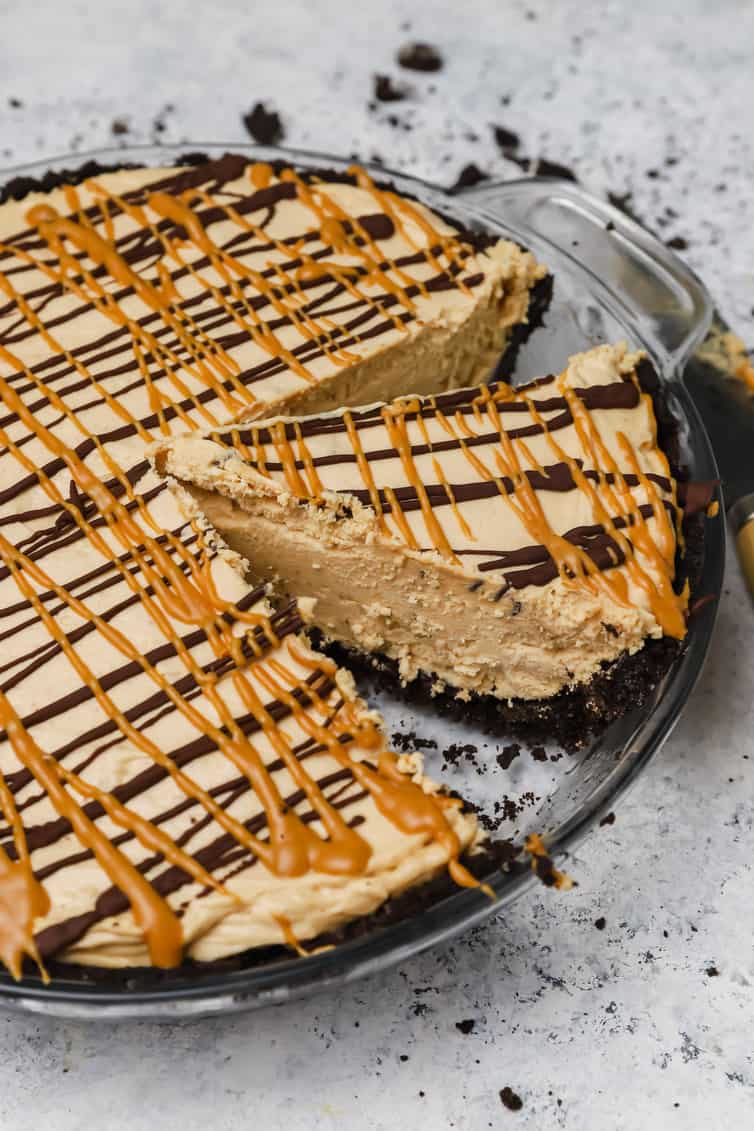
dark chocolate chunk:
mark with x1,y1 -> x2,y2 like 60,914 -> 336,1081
242,102 -> 284,145
455,1018 -> 476,1034
594,916 -> 607,930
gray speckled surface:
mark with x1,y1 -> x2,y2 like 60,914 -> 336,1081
0,1 -> 752,1126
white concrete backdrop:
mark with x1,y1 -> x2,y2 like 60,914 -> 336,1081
0,1 -> 752,1127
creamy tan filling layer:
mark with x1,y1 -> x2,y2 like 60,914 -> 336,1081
184,480 -> 659,702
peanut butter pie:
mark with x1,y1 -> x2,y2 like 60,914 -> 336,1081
0,154 -> 550,977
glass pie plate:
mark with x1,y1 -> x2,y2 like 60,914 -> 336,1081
0,143 -> 724,1020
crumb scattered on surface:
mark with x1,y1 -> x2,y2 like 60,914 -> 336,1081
449,162 -> 488,193
397,42 -> 443,72
111,118 -> 129,136
500,1086 -> 524,1112
666,234 -> 689,251
242,101 -> 284,145
492,124 -> 520,151
455,1018 -> 476,1034
594,916 -> 607,930
599,811 -> 616,827
373,74 -> 409,102
496,743 -> 521,771
607,189 -> 645,226
390,730 -> 437,753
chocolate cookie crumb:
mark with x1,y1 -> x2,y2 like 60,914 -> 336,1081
531,746 -> 548,763
493,124 -> 520,151
111,118 -> 129,136
705,965 -> 719,977
374,74 -> 408,102
594,916 -> 607,930
500,1086 -> 524,1111
449,163 -> 489,193
151,103 -> 174,137
8,97 -> 23,109
607,190 -> 645,227
497,743 -> 521,771
534,157 -> 577,182
599,811 -> 616,826
455,1018 -> 476,1034
397,42 -> 443,72
242,102 -> 284,145
390,730 -> 438,753
666,235 -> 689,251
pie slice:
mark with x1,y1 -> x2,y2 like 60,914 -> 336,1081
155,343 -> 698,720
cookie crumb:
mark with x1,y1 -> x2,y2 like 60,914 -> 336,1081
492,124 -> 520,151
455,1018 -> 476,1034
397,43 -> 443,72
497,743 -> 520,771
242,102 -> 284,145
500,1086 -> 524,1112
666,235 -> 689,251
449,163 -> 488,193
374,74 -> 409,102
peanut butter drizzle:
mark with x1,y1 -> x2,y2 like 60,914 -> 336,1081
341,410 -> 389,532
380,401 -> 459,563
0,160 -> 493,973
0,691 -> 183,968
529,373 -> 686,637
0,771 -> 49,980
0,845 -> 50,981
